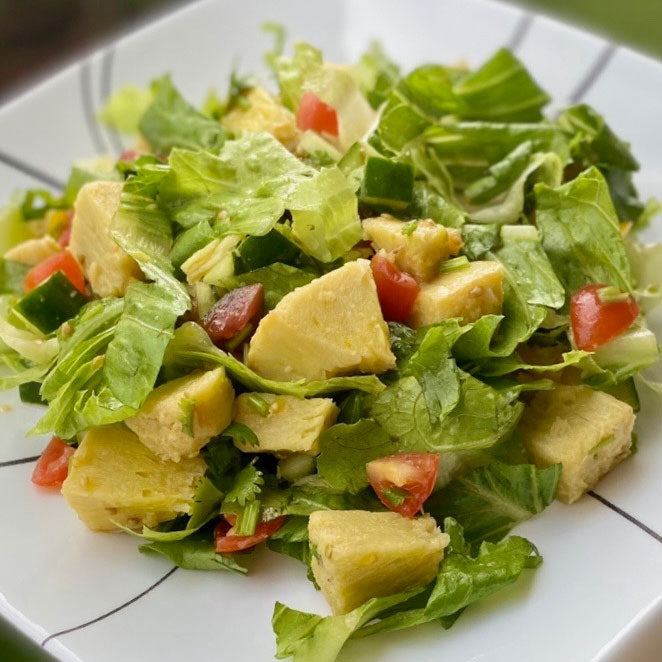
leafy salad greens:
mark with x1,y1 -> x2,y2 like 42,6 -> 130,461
1,27 -> 661,662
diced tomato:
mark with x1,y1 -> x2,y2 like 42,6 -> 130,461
202,283 -> 264,347
57,211 -> 74,247
570,283 -> 639,351
214,515 -> 286,553
367,453 -> 440,518
296,91 -> 339,136
31,437 -> 75,488
119,149 -> 139,162
370,254 -> 420,322
24,250 -> 87,295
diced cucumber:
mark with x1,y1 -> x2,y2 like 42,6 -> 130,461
236,229 -> 300,272
15,271 -> 87,333
170,221 -> 215,269
359,157 -> 414,211
19,381 -> 46,405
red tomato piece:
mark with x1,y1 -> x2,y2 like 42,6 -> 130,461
214,515 -> 286,553
202,283 -> 264,347
24,250 -> 87,295
370,254 -> 420,322
570,283 -> 639,351
119,149 -> 139,162
296,91 -> 339,136
31,437 -> 75,488
367,453 -> 440,518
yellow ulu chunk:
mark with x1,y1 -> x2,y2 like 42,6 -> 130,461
125,367 -> 235,462
61,425 -> 205,532
309,510 -> 449,614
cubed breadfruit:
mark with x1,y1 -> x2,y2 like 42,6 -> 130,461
4,235 -> 61,266
363,215 -> 463,281
246,259 -> 395,382
61,425 -> 205,532
519,385 -> 634,504
69,181 -> 143,297
222,87 -> 298,148
309,510 -> 449,614
408,260 -> 504,327
233,393 -> 338,455
125,368 -> 234,462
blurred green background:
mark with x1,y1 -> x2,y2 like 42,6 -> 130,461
515,0 -> 662,58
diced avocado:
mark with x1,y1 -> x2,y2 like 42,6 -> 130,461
309,510 -> 449,614
181,235 -> 241,285
61,425 -> 206,532
222,86 -> 298,149
69,181 -> 143,297
246,259 -> 395,381
363,215 -> 463,281
125,367 -> 234,462
233,393 -> 338,455
519,385 -> 634,504
3,235 -> 61,266
408,260 -> 504,327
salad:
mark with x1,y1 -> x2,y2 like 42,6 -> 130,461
1,29 -> 661,661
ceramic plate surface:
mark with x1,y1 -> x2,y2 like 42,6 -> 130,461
1,1 -> 661,661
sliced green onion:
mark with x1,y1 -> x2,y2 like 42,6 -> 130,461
401,221 -> 419,236
178,397 -> 196,436
226,322 -> 254,352
597,286 -> 630,305
381,485 -> 409,508
246,393 -> 270,417
440,255 -> 470,274
235,499 -> 260,536
500,224 -> 539,241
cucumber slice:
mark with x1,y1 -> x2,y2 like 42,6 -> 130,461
15,271 -> 87,333
19,381 -> 46,405
359,157 -> 414,211
170,221 -> 215,269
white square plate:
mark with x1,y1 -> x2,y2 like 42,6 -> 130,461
1,2 -> 660,661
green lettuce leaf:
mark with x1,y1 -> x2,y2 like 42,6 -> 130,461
288,167 -> 362,262
357,522 -> 541,639
352,41 -> 401,109
139,75 -> 227,153
317,420 -> 399,494
426,462 -> 560,549
163,322 -> 385,397
273,588 -> 423,662
535,167 -> 633,295
99,84 -> 153,134
286,478 -> 383,516
140,532 -> 247,573
0,259 -> 29,295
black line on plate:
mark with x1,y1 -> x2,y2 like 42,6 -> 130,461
567,43 -> 617,103
0,455 -> 40,468
507,12 -> 534,51
0,150 -> 65,190
41,566 -> 178,647
79,61 -> 108,154
589,491 -> 662,544
100,48 -> 124,154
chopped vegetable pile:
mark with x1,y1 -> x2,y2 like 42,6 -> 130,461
2,29 -> 661,661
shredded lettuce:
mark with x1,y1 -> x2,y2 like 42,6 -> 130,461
98,84 -> 153,135
139,75 -> 227,153
535,167 -> 633,295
